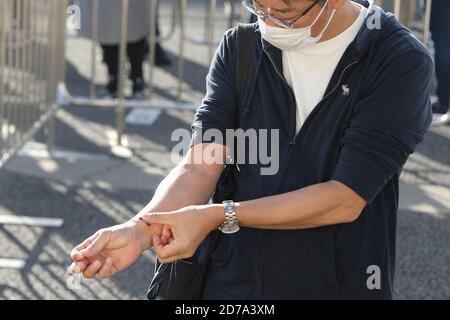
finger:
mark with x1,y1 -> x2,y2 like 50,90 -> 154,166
71,239 -> 95,261
161,225 -> 172,240
70,258 -> 89,273
70,249 -> 84,262
83,259 -> 103,279
161,225 -> 172,238
75,260 -> 88,273
153,234 -> 169,253
72,232 -> 99,256
161,226 -> 174,244
70,262 -> 82,274
147,213 -> 177,226
152,235 -> 185,263
152,234 -> 163,249
80,230 -> 111,258
71,231 -> 102,261
98,257 -> 115,279
152,234 -> 183,261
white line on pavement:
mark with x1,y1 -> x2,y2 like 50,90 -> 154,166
0,215 -> 64,227
17,141 -> 110,161
0,258 -> 26,269
125,109 -> 161,126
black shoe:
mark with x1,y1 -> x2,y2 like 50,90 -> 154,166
431,101 -> 449,126
97,86 -> 117,99
432,101 -> 449,114
104,76 -> 118,98
96,88 -> 118,99
132,77 -> 145,92
130,90 -> 146,100
129,78 -> 147,100
155,44 -> 171,66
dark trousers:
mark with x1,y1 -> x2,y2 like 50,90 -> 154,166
431,0 -> 450,109
101,37 -> 147,93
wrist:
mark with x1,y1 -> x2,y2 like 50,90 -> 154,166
127,217 -> 159,252
205,204 -> 227,230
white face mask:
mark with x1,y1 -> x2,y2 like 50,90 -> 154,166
258,0 -> 336,51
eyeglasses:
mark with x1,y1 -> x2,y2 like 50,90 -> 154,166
242,0 -> 321,29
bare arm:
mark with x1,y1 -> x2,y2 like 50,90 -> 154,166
132,143 -> 225,250
234,180 -> 366,230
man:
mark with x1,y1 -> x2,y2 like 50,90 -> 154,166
430,0 -> 450,125
71,0 -> 433,299
79,0 -> 171,99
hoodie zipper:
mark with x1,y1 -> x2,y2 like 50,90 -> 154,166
289,60 -> 359,145
265,52 -> 298,142
265,51 -> 358,145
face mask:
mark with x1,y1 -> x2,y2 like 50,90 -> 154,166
258,0 -> 336,51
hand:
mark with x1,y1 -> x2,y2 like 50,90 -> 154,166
146,205 -> 223,264
70,221 -> 164,278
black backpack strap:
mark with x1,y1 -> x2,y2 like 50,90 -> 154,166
236,23 -> 256,111
212,23 -> 256,205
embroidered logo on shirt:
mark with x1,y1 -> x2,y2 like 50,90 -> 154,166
342,84 -> 350,96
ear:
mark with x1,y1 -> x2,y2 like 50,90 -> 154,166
328,0 -> 348,10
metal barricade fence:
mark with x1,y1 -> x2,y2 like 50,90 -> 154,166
0,0 -> 65,269
0,0 -> 66,168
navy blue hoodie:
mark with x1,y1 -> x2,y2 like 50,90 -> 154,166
191,1 -> 433,299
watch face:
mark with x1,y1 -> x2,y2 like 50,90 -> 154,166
221,224 -> 240,234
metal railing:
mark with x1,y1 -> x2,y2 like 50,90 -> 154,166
0,0 -> 66,168
0,0 -> 66,270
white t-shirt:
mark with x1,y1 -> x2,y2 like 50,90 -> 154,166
283,4 -> 368,133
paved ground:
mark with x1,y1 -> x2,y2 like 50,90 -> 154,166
1,1 -> 449,300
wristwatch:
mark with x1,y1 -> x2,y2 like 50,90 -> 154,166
218,200 -> 240,234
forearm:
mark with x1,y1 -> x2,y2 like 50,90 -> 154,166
136,144 -> 226,217
235,181 -> 366,230
131,145 -> 225,250
138,164 -> 218,215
